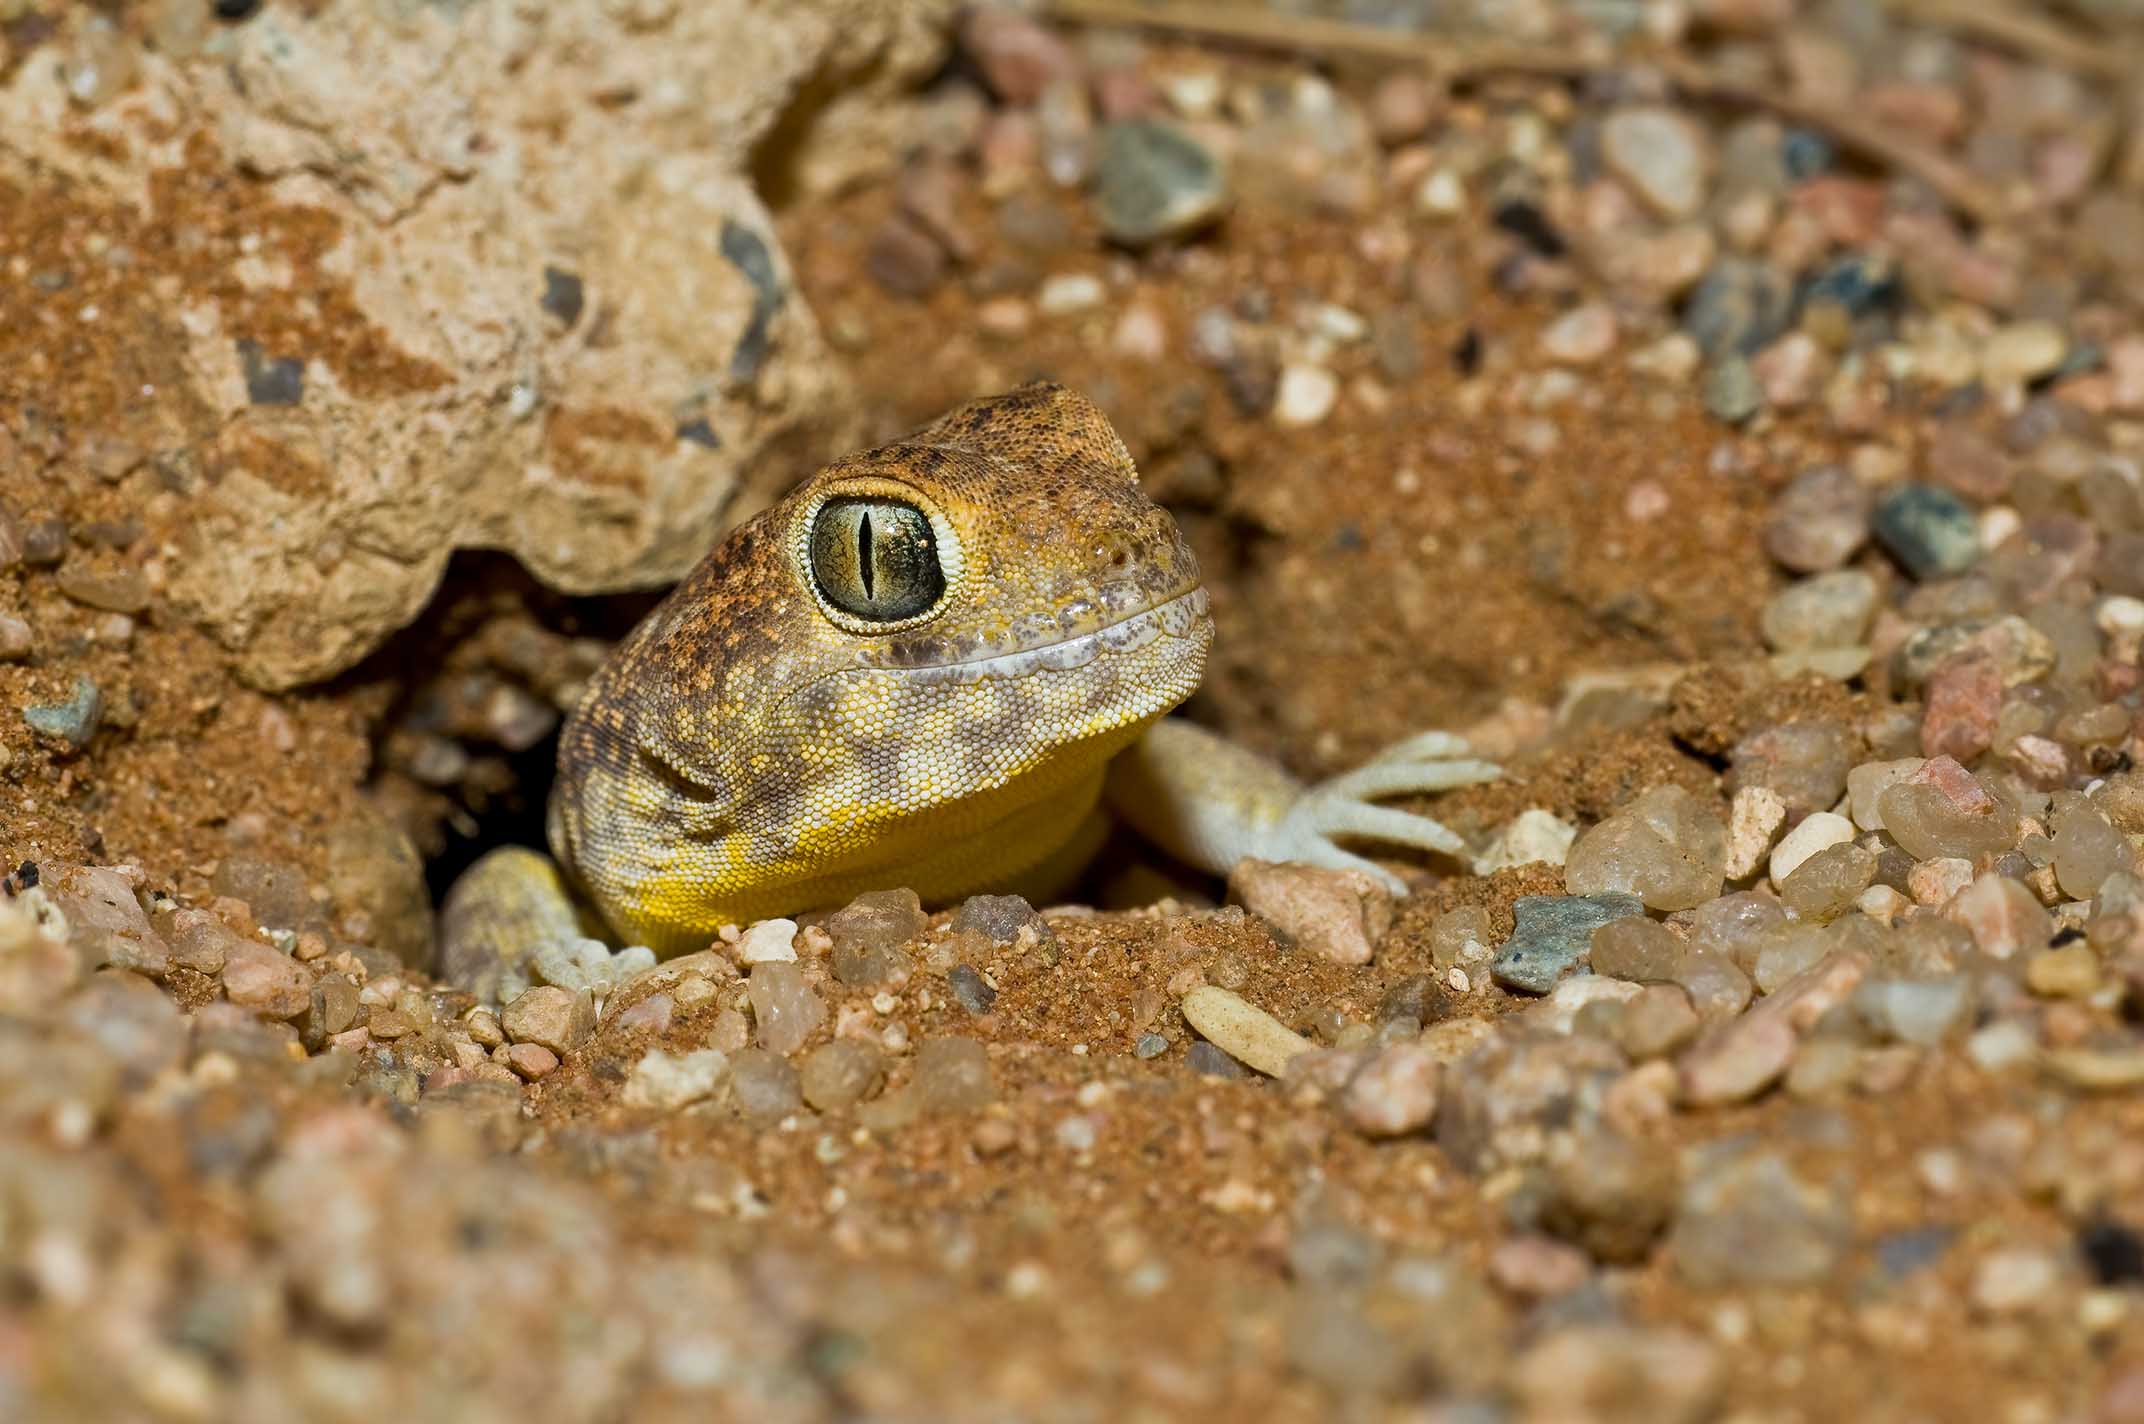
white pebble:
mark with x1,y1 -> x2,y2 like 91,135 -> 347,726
1037,273 -> 1105,314
1768,811 -> 1855,889
1724,786 -> 1787,881
1273,364 -> 1339,427
1179,986 -> 1310,1078
736,918 -> 798,964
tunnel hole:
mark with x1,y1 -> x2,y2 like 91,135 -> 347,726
339,550 -> 664,908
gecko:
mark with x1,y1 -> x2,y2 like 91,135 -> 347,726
439,383 -> 1495,1003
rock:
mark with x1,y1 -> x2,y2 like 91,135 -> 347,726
1436,1031 -> 1624,1174
1944,873 -> 2051,959
0,614 -> 29,662
1473,808 -> 1578,875
1367,72 -> 1438,145
826,887 -> 925,978
1873,483 -> 1981,580
1669,1149 -> 1852,1286
213,857 -> 320,933
2052,791 -> 2137,900
1273,363 -> 1339,427
1980,320 -> 2067,389
22,676 -> 102,750
1036,272 -> 1105,314
1848,758 -> 1926,831
1338,1042 -> 1440,1137
1779,842 -> 1875,920
1543,1127 -> 1682,1263
1906,855 -> 1974,907
1765,464 -> 1873,572
54,566 -> 150,614
1728,719 -> 1857,817
220,940 -> 312,1020
2026,943 -> 2101,998
1539,304 -> 1618,364
1602,106 -> 1710,219
864,216 -> 948,298
946,964 -> 997,1014
1228,859 -> 1392,966
1856,974 -> 1972,1045
0,4 -> 954,689
747,961 -> 826,1056
1092,118 -> 1229,245
1572,786 -> 1729,911
1769,811 -> 1856,889
1723,786 -> 1787,880
1514,1326 -> 1723,1424
1701,355 -> 1762,423
501,985 -> 593,1055
951,894 -> 1045,945
45,866 -> 168,976
735,918 -> 798,964
325,812 -> 432,967
1762,570 -> 1878,652
1614,984 -> 1701,1060
960,5 -> 1078,105
1880,769 -> 2020,862
911,1035 -> 995,1113
1920,654 -> 2002,762
503,1042 -> 558,1080
622,1048 -> 731,1111
1492,893 -> 1646,994
1680,950 -> 1867,1104
1588,916 -> 1684,982
1686,256 -> 1794,359
1180,985 -> 1310,1077
730,1048 -> 803,1120
799,1038 -> 886,1111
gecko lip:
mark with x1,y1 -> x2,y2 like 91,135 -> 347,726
900,585 -> 1211,686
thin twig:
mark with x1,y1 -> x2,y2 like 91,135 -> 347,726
1882,0 -> 2135,82
1049,0 -> 2018,225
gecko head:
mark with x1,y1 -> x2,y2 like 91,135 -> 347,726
551,383 -> 1211,943
785,381 -> 1213,756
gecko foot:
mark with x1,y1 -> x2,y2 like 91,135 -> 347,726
529,936 -> 659,1000
1265,731 -> 1498,892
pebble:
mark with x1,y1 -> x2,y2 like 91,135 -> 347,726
1602,106 -> 1710,219
1338,1041 -> 1440,1137
1944,872 -> 2052,959
960,6 -> 1079,105
55,566 -> 149,614
1920,654 -> 2002,763
1589,915 -> 1684,982
1856,975 -> 1971,1046
1272,363 -> 1338,427
219,940 -> 311,1020
23,676 -> 103,750
2051,793 -> 2136,899
1669,1149 -> 1852,1286
1686,257 -> 1793,359
1980,320 -> 2068,390
735,918 -> 797,964
502,1042 -> 558,1080
1723,786 -> 1787,880
501,985 -> 593,1055
747,961 -> 826,1057
1180,985 -> 1310,1077
1539,304 -> 1618,364
1768,811 -> 1855,889
1515,1326 -> 1723,1424
1036,272 -> 1105,314
2026,943 -> 2102,999
729,1048 -> 803,1120
1092,118 -> 1229,245
1729,719 -> 1857,817
1761,570 -> 1877,652
1906,855 -> 1975,907
1367,72 -> 1438,145
1873,483 -> 1981,580
1615,984 -> 1702,1060
1701,356 -> 1761,423
1228,858 -> 1391,966
863,216 -> 947,299
946,963 -> 997,1015
800,1039 -> 886,1111
1765,464 -> 1872,572
1473,807 -> 1577,875
1971,1248 -> 2061,1316
911,1036 -> 995,1114
1492,893 -> 1645,995
0,613 -> 29,661
1564,785 -> 1727,911
621,1048 -> 731,1112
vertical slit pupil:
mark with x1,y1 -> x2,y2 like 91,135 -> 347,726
858,509 -> 874,600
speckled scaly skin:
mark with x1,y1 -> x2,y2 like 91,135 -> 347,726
441,383 -> 1494,991
548,383 -> 1208,952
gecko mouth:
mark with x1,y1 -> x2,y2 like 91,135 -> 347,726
900,586 -> 1212,686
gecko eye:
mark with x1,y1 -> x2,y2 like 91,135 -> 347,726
809,496 -> 946,624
